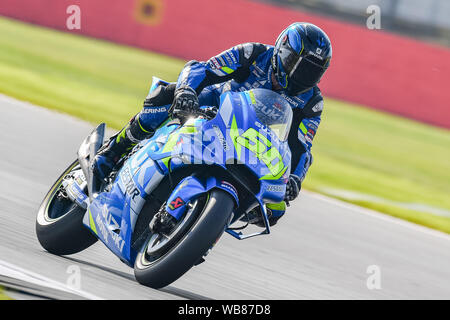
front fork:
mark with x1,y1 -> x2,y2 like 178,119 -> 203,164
225,201 -> 271,240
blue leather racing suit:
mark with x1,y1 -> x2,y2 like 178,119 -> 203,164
137,43 -> 324,219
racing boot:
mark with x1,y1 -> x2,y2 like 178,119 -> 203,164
92,115 -> 153,180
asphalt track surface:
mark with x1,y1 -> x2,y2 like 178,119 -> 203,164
0,94 -> 449,300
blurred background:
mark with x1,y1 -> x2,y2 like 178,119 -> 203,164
0,0 -> 449,233
264,0 -> 450,46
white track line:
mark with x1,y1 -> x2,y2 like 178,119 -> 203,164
0,260 -> 103,300
303,190 -> 450,241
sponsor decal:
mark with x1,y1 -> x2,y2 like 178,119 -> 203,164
213,125 -> 230,151
300,122 -> 316,143
257,104 -> 284,121
253,64 -> 264,75
224,53 -> 233,66
130,188 -> 140,200
280,93 -> 301,107
96,214 -> 109,242
228,51 -> 238,64
265,184 -> 285,193
309,50 -> 324,60
305,135 -> 313,144
142,106 -> 167,114
121,167 -> 132,188
70,183 -> 87,204
217,56 -> 226,66
308,120 -> 319,130
121,166 -> 141,199
273,102 -> 283,110
220,181 -> 238,198
95,205 -> 125,253
210,57 -> 221,69
242,43 -> 253,59
311,100 -> 323,113
297,131 -> 307,144
110,229 -> 125,253
168,197 -> 185,210
101,204 -> 120,230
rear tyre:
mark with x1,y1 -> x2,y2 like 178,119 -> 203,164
36,160 -> 97,255
134,189 -> 235,289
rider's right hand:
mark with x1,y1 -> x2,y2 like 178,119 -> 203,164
169,85 -> 199,119
284,174 -> 302,202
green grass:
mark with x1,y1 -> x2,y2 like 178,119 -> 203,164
0,17 -> 185,128
306,99 -> 450,233
1,17 -> 449,233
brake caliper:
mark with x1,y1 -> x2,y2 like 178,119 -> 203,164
149,206 -> 177,235
61,169 -> 89,209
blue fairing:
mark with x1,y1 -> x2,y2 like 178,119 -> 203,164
83,78 -> 292,265
165,176 -> 239,220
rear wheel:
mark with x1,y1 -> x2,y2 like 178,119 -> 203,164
36,160 -> 97,255
134,189 -> 235,289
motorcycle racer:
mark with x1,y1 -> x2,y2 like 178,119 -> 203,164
93,22 -> 332,226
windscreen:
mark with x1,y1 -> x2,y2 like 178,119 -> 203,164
248,89 -> 293,141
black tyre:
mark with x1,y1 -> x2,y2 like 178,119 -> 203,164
134,189 -> 235,289
36,160 -> 97,255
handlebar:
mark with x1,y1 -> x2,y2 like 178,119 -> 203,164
174,106 -> 218,122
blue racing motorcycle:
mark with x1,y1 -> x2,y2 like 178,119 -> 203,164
36,77 -> 293,289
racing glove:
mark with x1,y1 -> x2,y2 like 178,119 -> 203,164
169,85 -> 199,120
284,174 -> 302,202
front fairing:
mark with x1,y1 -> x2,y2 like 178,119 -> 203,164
85,88 -> 292,264
146,89 -> 292,203
85,149 -> 165,265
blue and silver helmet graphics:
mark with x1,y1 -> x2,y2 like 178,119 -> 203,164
272,22 -> 332,95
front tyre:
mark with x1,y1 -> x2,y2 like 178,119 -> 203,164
134,189 -> 235,289
36,160 -> 97,255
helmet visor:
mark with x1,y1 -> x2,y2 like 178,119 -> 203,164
278,41 -> 329,95
278,45 -> 300,78
288,56 -> 327,94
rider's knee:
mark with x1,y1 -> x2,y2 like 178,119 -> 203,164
144,82 -> 176,108
139,82 -> 176,131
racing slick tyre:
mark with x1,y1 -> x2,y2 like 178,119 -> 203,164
36,160 -> 97,255
134,189 -> 235,289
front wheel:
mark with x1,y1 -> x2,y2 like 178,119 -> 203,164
134,189 -> 235,289
36,160 -> 97,255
